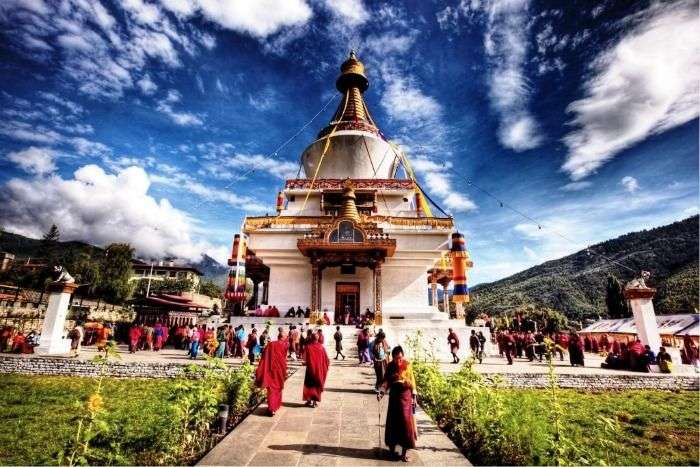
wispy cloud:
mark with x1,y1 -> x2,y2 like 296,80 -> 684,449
136,74 -> 158,95
161,0 -> 313,37
6,146 -> 56,176
562,1 -> 699,180
560,181 -> 592,192
620,176 -> 639,193
156,90 -> 204,126
0,119 -> 110,157
322,0 -> 369,27
150,166 -> 267,213
437,0 -> 543,151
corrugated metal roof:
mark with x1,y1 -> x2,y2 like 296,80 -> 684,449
581,314 -> 699,336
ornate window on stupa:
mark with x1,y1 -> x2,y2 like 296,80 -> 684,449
322,191 -> 376,217
329,220 -> 364,243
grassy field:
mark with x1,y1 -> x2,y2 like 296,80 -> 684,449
0,375 -> 180,465
0,373 -> 698,466
409,348 -> 699,466
498,389 -> 699,466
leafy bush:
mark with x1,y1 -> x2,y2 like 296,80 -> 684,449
6,357 -> 263,466
408,331 -> 699,466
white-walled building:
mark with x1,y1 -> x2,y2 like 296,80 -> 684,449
239,51 -> 459,325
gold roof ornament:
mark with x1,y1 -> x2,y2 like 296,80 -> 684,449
317,50 -> 378,138
339,179 -> 360,222
336,49 -> 368,92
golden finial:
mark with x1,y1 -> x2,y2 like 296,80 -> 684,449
337,50 -> 368,92
339,179 -> 360,222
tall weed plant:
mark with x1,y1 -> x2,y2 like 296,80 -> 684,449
408,332 -> 615,466
57,354 -> 259,466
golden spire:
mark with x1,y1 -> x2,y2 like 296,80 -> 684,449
318,50 -> 379,138
340,180 -> 360,222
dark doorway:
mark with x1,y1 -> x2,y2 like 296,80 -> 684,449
335,282 -> 360,323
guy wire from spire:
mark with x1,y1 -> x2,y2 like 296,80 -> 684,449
388,141 -> 450,218
193,92 -> 339,211
442,162 -> 638,274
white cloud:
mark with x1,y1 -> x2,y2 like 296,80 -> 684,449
620,176 -> 639,193
364,32 -> 417,55
160,0 -> 313,38
379,72 -> 476,214
156,89 -> 204,126
215,78 -> 229,93
248,87 -> 277,110
442,192 -> 478,212
562,1 -> 699,180
560,181 -> 592,192
222,153 -> 298,180
0,120 -> 110,157
7,146 -> 56,175
483,0 -> 543,151
323,0 -> 369,26
136,74 -> 158,95
523,245 -> 538,260
381,77 -> 442,124
437,0 -> 543,150
0,0 -> 216,99
37,92 -> 83,114
0,164 -> 226,262
149,165 -> 268,213
682,206 -> 699,216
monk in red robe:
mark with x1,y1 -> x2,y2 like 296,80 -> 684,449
378,345 -> 417,462
255,329 -> 289,416
303,334 -> 330,407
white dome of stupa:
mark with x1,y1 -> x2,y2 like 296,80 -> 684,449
301,51 -> 400,180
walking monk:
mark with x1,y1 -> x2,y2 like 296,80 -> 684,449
303,333 -> 330,408
378,345 -> 418,462
255,328 -> 289,416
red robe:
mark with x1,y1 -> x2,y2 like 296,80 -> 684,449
255,339 -> 288,413
303,342 -> 330,402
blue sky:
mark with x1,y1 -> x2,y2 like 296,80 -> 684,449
0,0 -> 697,285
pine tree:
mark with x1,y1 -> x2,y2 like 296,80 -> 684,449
98,243 -> 135,303
605,275 -> 629,318
42,224 -> 60,243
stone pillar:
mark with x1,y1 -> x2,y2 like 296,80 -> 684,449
252,281 -> 259,307
430,276 -> 438,307
442,286 -> 450,316
310,262 -> 319,312
622,286 -> 680,368
317,267 -> 323,311
262,281 -> 269,305
454,302 -> 465,320
373,262 -> 383,325
624,287 -> 661,352
36,282 -> 78,355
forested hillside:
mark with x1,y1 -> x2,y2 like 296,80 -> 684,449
467,216 -> 699,320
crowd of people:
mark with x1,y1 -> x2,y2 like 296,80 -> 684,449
0,327 -> 40,354
253,322 -> 417,462
488,329 -> 700,373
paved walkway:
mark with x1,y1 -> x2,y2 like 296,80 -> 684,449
199,331 -> 469,467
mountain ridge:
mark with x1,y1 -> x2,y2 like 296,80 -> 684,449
467,216 -> 699,319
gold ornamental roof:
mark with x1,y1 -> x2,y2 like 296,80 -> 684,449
319,51 -> 379,138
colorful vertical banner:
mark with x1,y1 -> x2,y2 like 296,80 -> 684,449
224,233 -> 248,302
450,232 -> 473,304
276,191 -> 285,214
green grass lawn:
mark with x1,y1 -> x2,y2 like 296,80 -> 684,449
498,389 -> 699,466
0,375 -> 179,465
0,374 -> 698,466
